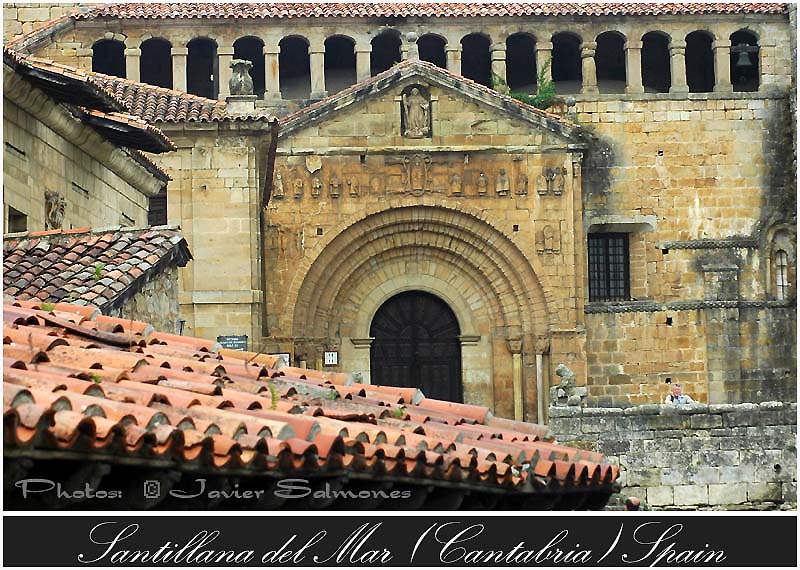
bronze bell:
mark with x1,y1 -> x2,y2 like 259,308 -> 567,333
735,44 -> 753,68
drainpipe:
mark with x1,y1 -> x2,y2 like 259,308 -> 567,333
259,117 -> 280,338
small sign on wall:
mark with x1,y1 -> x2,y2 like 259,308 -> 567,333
275,353 -> 291,367
217,335 -> 248,351
323,350 -> 339,367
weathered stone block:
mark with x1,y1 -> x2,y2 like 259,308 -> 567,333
647,486 -> 674,506
708,483 -> 747,505
746,482 -> 782,502
690,414 -> 723,429
673,484 -> 709,505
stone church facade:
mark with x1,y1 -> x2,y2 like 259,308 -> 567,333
4,3 -> 796,422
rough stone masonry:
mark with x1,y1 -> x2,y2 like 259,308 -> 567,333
548,401 -> 797,510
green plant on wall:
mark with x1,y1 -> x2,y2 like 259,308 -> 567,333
493,57 -> 558,111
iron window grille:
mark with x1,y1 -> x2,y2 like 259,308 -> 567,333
588,233 -> 630,301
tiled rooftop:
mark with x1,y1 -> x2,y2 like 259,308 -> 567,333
3,299 -> 619,509
3,227 -> 191,313
77,2 -> 788,19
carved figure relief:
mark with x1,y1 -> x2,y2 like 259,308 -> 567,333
538,166 -> 568,196
449,174 -> 462,196
329,177 -> 341,198
370,176 -> 383,195
402,154 -> 432,196
537,224 -> 561,254
476,172 -> 489,196
44,190 -> 66,230
554,167 -> 566,196
293,177 -> 304,199
495,168 -> 510,196
516,173 -> 528,196
273,172 -> 285,199
311,177 -> 322,198
401,85 -> 431,138
229,59 -> 254,96
347,178 -> 359,197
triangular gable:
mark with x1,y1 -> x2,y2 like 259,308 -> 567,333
279,58 -> 583,144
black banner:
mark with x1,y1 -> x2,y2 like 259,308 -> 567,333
2,515 -> 796,567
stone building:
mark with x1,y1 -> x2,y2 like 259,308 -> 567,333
3,3 -> 796,422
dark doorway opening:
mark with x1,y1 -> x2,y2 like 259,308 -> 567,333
324,35 -> 356,94
234,36 -> 266,98
140,38 -> 172,88
595,31 -> 626,93
506,33 -> 537,92
187,37 -> 218,99
641,32 -> 671,93
461,33 -> 492,87
279,36 -> 311,99
551,32 -> 582,93
418,34 -> 446,68
370,291 -> 462,402
686,30 -> 715,93
371,31 -> 401,76
92,39 -> 126,77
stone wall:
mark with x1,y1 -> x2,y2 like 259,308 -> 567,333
2,95 -> 152,232
2,3 -> 77,41
549,402 -> 798,510
110,265 -> 181,334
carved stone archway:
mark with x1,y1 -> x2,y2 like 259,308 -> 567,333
285,203 -> 555,418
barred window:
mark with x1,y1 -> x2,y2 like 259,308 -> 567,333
588,233 -> 630,301
775,249 -> 789,300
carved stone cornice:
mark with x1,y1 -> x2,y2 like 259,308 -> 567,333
3,69 -> 164,197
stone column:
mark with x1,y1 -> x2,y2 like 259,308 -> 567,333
507,337 -> 524,421
535,41 -> 553,81
218,46 -> 235,99
669,39 -> 689,93
355,45 -> 371,81
713,39 -> 733,92
264,45 -> 281,100
309,44 -> 327,99
124,47 -> 140,82
445,45 -> 461,75
624,39 -> 644,93
490,42 -> 507,88
580,41 -> 598,94
171,46 -> 188,93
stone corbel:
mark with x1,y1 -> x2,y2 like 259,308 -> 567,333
459,334 -> 481,346
350,337 -> 374,348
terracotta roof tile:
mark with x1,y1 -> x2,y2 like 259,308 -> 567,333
3,226 -> 192,313
3,298 -> 620,509
77,2 -> 787,19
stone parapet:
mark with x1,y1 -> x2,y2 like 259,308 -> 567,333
548,402 -> 798,510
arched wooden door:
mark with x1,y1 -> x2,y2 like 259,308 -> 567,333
369,291 -> 462,402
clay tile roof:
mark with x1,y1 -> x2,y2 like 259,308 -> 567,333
3,226 -> 192,313
76,108 -> 176,153
3,298 -> 620,509
76,2 -> 788,19
88,72 -> 229,124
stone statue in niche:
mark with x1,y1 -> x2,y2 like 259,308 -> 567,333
538,166 -> 568,196
516,173 -> 528,196
537,224 -> 561,254
537,171 -> 550,196
370,176 -> 383,195
293,177 -> 304,199
347,178 -> 359,197
401,86 -> 431,138
273,172 -> 285,199
476,172 -> 489,195
229,59 -> 254,96
311,177 -> 322,198
44,190 -> 66,230
449,174 -> 462,196
402,154 -> 431,196
495,168 -> 510,196
329,177 -> 341,198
